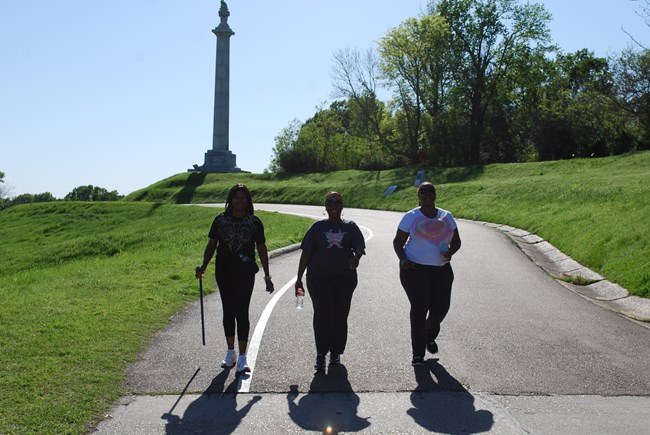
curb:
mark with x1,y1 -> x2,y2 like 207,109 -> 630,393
268,243 -> 301,259
479,221 -> 650,324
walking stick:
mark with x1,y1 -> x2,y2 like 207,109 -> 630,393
196,267 -> 206,346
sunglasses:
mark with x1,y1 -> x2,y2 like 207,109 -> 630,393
325,198 -> 343,205
419,188 -> 435,194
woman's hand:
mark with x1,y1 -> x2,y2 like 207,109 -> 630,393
400,258 -> 415,270
264,275 -> 275,293
349,256 -> 359,270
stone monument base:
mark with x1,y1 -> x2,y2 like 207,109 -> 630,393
189,149 -> 243,173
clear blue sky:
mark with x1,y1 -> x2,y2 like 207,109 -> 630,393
1,0 -> 646,198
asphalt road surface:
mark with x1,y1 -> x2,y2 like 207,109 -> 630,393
95,204 -> 650,434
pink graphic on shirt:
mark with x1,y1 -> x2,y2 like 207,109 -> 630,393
325,229 -> 346,248
413,215 -> 452,242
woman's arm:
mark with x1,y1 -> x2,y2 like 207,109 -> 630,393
393,229 -> 414,269
256,242 -> 274,293
196,238 -> 217,278
256,242 -> 271,278
443,228 -> 461,261
295,250 -> 311,290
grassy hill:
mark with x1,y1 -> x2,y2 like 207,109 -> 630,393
0,202 -> 312,434
127,151 -> 650,299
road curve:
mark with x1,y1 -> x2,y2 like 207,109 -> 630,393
96,204 -> 650,435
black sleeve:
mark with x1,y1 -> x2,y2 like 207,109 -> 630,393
208,215 -> 220,239
300,221 -> 318,253
351,221 -> 366,252
254,216 -> 266,244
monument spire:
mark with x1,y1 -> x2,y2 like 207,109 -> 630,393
192,0 -> 242,173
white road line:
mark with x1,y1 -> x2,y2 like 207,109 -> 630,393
238,211 -> 373,392
238,277 -> 296,392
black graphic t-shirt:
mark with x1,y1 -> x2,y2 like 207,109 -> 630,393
300,219 -> 365,276
208,213 -> 265,272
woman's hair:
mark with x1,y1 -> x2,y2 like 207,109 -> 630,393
224,183 -> 254,216
417,182 -> 435,193
324,191 -> 343,204
417,182 -> 436,206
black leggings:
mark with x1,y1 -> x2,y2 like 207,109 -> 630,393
306,273 -> 358,356
399,263 -> 454,358
216,271 -> 255,341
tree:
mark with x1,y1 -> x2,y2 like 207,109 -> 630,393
34,192 -> 56,203
64,185 -> 122,201
378,14 -> 451,163
0,171 -> 6,209
0,172 -> 56,209
0,171 -> 15,210
612,47 -> 650,149
427,0 -> 553,165
331,47 -> 387,144
535,49 -> 624,159
268,118 -> 302,173
625,0 -> 650,49
9,193 -> 35,206
7,192 -> 56,206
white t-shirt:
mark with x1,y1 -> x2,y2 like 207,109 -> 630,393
398,207 -> 457,266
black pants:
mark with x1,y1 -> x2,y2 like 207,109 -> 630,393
216,271 -> 255,340
306,273 -> 358,356
399,263 -> 454,358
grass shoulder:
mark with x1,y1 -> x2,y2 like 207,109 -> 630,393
0,201 -> 312,434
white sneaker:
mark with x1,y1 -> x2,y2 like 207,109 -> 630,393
221,349 -> 237,368
237,355 -> 251,374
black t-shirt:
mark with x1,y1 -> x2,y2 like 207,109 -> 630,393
300,219 -> 365,276
208,213 -> 266,271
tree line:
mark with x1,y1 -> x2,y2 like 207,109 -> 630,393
0,172 -> 122,210
268,0 -> 650,173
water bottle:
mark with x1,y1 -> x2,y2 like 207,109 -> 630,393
295,287 -> 305,309
440,244 -> 450,261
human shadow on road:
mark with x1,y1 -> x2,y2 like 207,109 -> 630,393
408,358 -> 494,434
286,364 -> 370,434
163,367 -> 261,435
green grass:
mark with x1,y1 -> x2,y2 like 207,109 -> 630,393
127,151 -> 650,299
0,202 -> 312,434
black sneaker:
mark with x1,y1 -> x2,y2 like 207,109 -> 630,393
426,340 -> 438,355
411,356 -> 425,366
329,353 -> 341,366
314,354 -> 326,370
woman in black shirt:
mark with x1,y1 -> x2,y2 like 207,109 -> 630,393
196,183 -> 274,374
295,191 -> 366,371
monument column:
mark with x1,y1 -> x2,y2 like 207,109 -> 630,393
211,0 -> 234,152
192,0 -> 242,173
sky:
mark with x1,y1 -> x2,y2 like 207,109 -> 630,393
1,0 -> 647,199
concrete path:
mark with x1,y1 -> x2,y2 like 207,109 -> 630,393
94,205 -> 650,434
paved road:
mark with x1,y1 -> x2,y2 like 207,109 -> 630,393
95,205 -> 650,434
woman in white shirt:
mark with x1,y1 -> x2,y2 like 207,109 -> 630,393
392,182 -> 462,366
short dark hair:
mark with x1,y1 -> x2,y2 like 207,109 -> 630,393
324,191 -> 343,204
418,182 -> 436,193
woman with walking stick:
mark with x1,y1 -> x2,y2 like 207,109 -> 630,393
196,183 -> 274,374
